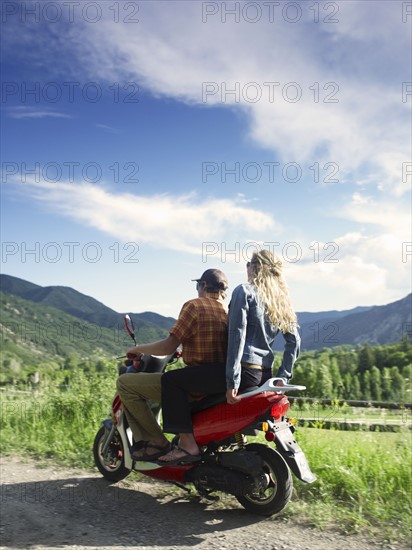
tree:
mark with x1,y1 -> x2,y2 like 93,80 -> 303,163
402,364 -> 412,403
400,335 -> 412,353
95,359 -> 106,373
362,371 -> 372,401
316,363 -> 334,398
330,357 -> 343,398
370,366 -> 382,401
292,358 -> 316,396
390,351 -> 408,369
352,375 -> 361,400
358,344 -> 375,374
64,355 -> 78,370
390,366 -> 405,402
344,374 -> 361,400
374,346 -> 385,370
382,368 -> 392,401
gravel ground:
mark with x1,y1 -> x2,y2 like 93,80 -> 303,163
0,456 -> 408,550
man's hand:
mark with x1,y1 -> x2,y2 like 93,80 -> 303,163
126,348 -> 141,360
226,388 -> 240,404
126,335 -> 180,359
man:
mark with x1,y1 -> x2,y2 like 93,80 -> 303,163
117,268 -> 228,461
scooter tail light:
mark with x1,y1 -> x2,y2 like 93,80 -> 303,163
270,398 -> 290,420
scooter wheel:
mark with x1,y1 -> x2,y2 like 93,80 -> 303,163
93,426 -> 131,482
236,443 -> 293,516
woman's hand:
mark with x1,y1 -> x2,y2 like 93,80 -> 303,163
226,388 -> 240,404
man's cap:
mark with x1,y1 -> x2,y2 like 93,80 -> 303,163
192,268 -> 228,291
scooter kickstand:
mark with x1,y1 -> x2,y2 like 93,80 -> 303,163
195,486 -> 220,501
171,481 -> 192,494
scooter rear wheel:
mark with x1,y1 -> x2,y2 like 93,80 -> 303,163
236,443 -> 293,516
93,426 -> 131,482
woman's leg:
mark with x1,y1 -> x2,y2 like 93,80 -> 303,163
238,367 -> 272,392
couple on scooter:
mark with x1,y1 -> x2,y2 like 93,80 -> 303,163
117,249 -> 300,465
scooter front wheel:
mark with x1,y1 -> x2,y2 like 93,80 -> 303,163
236,443 -> 293,516
93,426 -> 131,482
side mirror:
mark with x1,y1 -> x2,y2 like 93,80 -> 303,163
123,314 -> 136,345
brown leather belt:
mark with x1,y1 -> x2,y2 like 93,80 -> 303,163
241,361 -> 263,370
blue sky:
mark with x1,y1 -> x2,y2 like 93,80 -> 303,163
1,0 -> 411,318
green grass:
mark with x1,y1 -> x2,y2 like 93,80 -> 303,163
0,372 -> 116,464
1,381 -> 411,542
290,400 -> 411,423
286,428 -> 412,542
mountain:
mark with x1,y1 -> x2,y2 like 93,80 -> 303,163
296,306 -> 373,325
0,290 -> 128,362
0,275 -> 41,296
293,294 -> 412,351
0,293 -> 174,384
0,274 -> 175,333
136,311 -> 177,331
1,274 -> 410,353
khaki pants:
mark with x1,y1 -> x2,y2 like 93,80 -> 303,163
116,372 -> 163,442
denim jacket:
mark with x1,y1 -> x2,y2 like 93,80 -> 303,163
225,283 -> 300,390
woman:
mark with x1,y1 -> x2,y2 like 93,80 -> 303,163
225,249 -> 300,404
158,249 -> 300,464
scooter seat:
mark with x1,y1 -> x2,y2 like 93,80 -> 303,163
190,386 -> 259,414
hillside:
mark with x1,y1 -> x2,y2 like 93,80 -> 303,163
0,291 -> 122,360
0,290 -> 170,383
1,274 -> 410,353
0,274 -> 175,332
296,306 -> 373,325
295,294 -> 412,351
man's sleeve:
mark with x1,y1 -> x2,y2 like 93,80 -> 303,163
169,300 -> 197,343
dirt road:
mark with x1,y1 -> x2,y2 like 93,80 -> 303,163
0,456 -> 406,550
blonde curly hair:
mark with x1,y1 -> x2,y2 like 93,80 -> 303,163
249,249 -> 298,333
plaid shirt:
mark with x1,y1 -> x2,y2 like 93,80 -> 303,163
170,295 -> 228,366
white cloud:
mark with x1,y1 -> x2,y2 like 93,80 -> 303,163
5,106 -> 73,119
94,123 -> 120,133
288,255 -> 389,311
4,178 -> 278,254
351,192 -> 370,205
339,193 -> 411,238
3,1 -> 410,311
3,176 -> 409,311
60,1 -> 411,195
286,224 -> 411,310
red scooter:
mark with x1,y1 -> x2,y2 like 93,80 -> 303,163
93,315 -> 316,516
